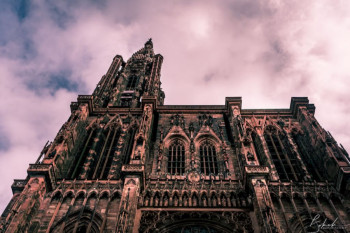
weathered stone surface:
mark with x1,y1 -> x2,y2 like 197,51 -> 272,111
1,40 -> 349,233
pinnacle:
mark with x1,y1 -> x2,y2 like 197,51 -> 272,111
145,38 -> 153,48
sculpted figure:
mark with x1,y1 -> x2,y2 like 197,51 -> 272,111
163,196 -> 168,207
202,196 -> 207,207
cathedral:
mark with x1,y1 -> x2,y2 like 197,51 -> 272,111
1,39 -> 350,233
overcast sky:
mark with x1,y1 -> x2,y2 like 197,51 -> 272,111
1,0 -> 350,213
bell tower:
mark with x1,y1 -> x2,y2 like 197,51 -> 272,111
105,39 -> 165,108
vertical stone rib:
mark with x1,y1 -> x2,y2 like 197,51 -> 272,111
270,134 -> 290,181
45,197 -> 63,233
315,197 -> 325,214
328,198 -> 345,226
99,197 -> 112,233
72,196 -> 87,233
290,197 -> 306,233
297,137 -> 323,181
99,127 -> 118,179
258,133 -> 279,180
71,129 -> 94,179
278,197 -> 292,233
286,133 -> 311,180
79,128 -> 103,179
302,197 -> 313,218
93,129 -> 112,179
108,124 -> 136,180
59,196 -> 76,233
86,197 -> 100,233
277,135 -> 298,181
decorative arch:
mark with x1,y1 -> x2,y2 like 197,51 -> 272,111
86,192 -> 97,210
51,191 -> 63,202
75,190 -> 86,199
50,208 -> 103,233
163,124 -> 191,147
194,133 -> 221,148
108,192 -> 121,215
139,211 -> 253,233
111,190 -> 122,198
143,191 -> 152,207
162,127 -> 190,175
62,191 -> 74,200
87,190 -> 98,199
73,192 -> 86,212
63,190 -> 75,199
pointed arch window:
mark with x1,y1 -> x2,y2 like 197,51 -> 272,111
126,75 -> 138,90
200,140 -> 218,175
50,209 -> 102,233
264,127 -> 303,182
292,131 -> 323,181
68,126 -> 121,180
168,139 -> 185,175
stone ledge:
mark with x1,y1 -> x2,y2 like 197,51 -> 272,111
27,164 -> 56,191
245,166 -> 269,175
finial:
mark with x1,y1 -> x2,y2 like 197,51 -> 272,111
145,38 -> 153,48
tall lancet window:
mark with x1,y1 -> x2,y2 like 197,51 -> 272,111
264,126 -> 303,182
168,139 -> 185,175
200,140 -> 218,175
126,75 -> 138,90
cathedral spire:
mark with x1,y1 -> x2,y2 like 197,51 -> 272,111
101,39 -> 164,108
145,38 -> 153,48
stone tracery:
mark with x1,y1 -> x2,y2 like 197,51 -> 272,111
2,41 -> 350,233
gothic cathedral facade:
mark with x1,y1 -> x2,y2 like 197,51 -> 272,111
1,40 -> 350,233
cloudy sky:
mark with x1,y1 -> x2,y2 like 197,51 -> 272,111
1,0 -> 350,213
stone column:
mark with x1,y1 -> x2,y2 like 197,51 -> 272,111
251,179 -> 282,233
115,177 -> 141,233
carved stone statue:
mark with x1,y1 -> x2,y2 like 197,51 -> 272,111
174,196 -> 179,207
157,146 -> 163,171
189,123 -> 194,138
221,196 -> 227,207
202,196 -> 207,207
247,151 -> 254,161
134,148 -> 141,160
163,196 -> 168,207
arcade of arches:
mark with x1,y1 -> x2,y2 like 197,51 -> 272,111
1,40 -> 350,233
